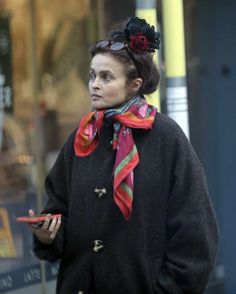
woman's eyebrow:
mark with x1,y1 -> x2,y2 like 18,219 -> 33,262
100,70 -> 114,75
89,68 -> 114,75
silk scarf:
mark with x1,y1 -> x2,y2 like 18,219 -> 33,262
74,96 -> 157,220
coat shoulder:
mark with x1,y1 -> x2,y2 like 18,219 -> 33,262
152,112 -> 188,143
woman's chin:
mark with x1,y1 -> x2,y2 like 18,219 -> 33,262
91,101 -> 108,110
91,101 -> 122,111
91,104 -> 103,111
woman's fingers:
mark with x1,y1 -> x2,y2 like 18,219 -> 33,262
48,217 -> 57,232
41,214 -> 51,230
38,216 -> 61,242
27,213 -> 61,244
50,217 -> 61,240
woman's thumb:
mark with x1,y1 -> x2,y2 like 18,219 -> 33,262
29,209 -> 35,217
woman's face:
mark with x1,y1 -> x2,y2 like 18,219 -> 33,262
88,53 -> 132,110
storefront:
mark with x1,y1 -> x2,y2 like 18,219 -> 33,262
0,0 -> 99,292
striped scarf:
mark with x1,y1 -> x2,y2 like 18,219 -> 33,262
74,96 -> 157,220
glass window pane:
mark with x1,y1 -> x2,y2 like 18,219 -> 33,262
0,0 -> 98,293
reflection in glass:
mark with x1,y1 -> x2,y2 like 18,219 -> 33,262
0,0 -> 98,292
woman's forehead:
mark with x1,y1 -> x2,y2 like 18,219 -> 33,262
90,53 -> 125,74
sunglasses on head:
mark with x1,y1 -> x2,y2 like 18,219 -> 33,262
95,40 -> 141,77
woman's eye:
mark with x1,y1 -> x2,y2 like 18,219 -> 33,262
89,72 -> 95,81
103,74 -> 112,81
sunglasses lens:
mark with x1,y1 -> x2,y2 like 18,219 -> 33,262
96,40 -> 110,48
110,42 -> 125,50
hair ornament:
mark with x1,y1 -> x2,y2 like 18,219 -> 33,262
111,17 -> 160,54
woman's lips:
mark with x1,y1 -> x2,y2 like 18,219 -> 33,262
91,94 -> 102,100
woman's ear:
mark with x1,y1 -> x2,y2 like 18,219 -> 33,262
129,78 -> 143,94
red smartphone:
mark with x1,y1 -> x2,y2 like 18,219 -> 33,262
16,214 -> 62,228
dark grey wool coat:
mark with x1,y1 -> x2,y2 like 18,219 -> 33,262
33,112 -> 219,294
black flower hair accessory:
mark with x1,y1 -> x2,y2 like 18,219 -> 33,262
111,17 -> 160,54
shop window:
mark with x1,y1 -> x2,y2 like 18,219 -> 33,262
0,0 -> 98,293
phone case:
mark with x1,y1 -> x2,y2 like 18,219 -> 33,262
16,214 -> 62,223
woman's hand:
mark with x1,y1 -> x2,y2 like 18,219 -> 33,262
28,209 -> 61,245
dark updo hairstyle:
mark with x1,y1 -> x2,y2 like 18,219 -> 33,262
90,17 -> 160,96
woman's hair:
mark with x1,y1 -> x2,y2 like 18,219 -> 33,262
89,17 -> 160,96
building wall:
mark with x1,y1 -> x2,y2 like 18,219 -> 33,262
187,0 -> 236,292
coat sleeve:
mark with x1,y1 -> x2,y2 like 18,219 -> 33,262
156,125 -> 219,294
33,131 -> 75,262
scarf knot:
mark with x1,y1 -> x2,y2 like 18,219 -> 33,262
74,96 -> 157,220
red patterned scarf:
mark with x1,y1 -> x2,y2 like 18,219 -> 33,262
74,96 -> 157,220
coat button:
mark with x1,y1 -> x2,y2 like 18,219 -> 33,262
94,187 -> 107,198
93,240 -> 104,252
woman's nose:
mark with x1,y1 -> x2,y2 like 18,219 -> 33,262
92,77 -> 100,89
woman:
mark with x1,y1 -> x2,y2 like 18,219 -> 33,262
30,17 -> 219,294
